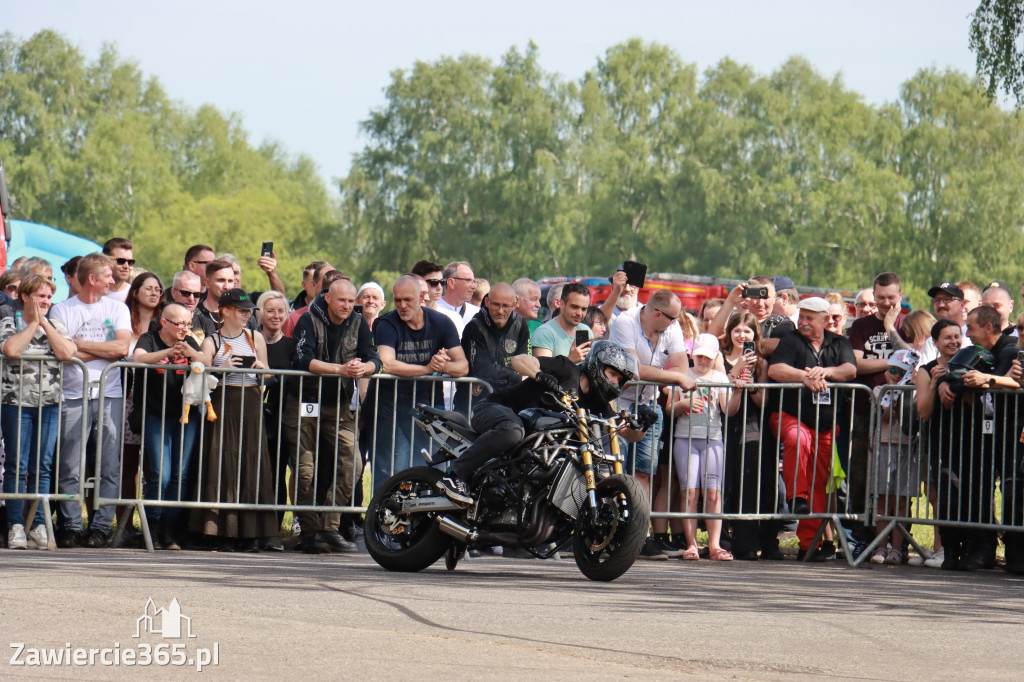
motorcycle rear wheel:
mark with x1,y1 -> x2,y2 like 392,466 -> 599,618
573,474 -> 650,582
364,466 -> 451,572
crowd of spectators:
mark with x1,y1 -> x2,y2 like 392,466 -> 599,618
2,242 -> 1024,576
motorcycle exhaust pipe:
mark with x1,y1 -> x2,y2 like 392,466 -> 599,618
436,516 -> 522,548
436,516 -> 476,543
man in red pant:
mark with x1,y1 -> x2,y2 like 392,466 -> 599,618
767,297 -> 857,559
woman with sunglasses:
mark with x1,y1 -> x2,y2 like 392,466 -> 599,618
192,289 -> 278,551
117,272 -> 165,543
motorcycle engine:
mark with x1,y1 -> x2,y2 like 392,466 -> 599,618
476,481 -> 519,529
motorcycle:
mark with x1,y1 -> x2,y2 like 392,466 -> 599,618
364,386 -> 651,582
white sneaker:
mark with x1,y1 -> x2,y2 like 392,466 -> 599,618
907,549 -> 932,567
8,524 -> 28,550
923,550 -> 945,569
27,524 -> 48,550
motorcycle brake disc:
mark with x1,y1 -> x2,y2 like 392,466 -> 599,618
586,513 -> 618,552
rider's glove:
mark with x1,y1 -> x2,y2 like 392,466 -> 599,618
635,404 -> 659,431
534,372 -> 561,393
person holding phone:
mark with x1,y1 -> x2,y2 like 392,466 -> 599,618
192,288 -> 278,551
718,312 -> 778,560
531,282 -> 594,362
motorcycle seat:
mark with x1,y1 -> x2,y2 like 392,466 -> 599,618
416,404 -> 471,429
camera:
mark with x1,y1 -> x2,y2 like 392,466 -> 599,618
741,286 -> 769,299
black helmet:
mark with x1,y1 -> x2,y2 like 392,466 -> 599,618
580,340 -> 638,403
947,345 -> 994,380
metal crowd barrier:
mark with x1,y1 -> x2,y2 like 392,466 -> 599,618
89,363 -> 492,552
0,356 -> 91,550
866,383 -> 1024,568
622,380 -> 876,565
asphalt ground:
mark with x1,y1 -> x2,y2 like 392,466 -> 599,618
3,544 -> 1023,681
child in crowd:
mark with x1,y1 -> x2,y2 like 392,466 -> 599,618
667,333 -> 745,561
870,349 -> 920,565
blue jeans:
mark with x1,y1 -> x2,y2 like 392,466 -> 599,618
620,404 -> 663,478
57,398 -> 123,533
142,414 -> 198,529
370,385 -> 442,491
2,404 -> 59,530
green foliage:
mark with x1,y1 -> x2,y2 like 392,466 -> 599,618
970,0 -> 1024,105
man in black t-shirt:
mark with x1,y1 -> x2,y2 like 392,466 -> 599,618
437,340 -> 652,505
132,303 -> 203,549
767,297 -> 856,556
372,275 -> 467,489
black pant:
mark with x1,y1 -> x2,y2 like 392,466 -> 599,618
451,402 -> 524,482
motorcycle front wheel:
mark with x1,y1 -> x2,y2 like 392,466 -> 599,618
364,466 -> 451,572
572,474 -> 650,582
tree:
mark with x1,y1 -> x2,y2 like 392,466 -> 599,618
969,0 -> 1024,105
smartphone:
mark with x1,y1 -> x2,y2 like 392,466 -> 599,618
236,356 -> 256,369
575,330 -> 590,346
741,286 -> 769,299
621,260 -> 648,289
260,241 -> 274,258
1017,349 -> 1024,366
742,341 -> 756,356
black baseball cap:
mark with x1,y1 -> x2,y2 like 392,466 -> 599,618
982,280 -> 1012,295
927,282 -> 964,299
218,288 -> 257,310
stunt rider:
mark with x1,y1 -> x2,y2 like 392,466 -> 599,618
437,340 -> 658,505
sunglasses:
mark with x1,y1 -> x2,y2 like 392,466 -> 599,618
654,308 -> 678,322
175,288 -> 202,299
425,279 -> 444,287
114,257 -> 136,267
3,284 -> 17,293
887,367 -> 907,375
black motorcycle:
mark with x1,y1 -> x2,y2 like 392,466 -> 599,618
364,387 -> 650,581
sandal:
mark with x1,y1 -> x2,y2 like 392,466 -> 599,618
709,548 -> 733,561
681,547 -> 700,561
870,548 -> 887,565
884,548 -> 904,565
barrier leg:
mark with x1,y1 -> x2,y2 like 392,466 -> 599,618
136,503 -> 155,553
40,498 -> 56,550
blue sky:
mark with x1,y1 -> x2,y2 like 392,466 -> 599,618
9,1 -> 981,190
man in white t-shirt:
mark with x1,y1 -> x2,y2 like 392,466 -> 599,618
436,260 -> 480,335
609,289 -> 695,559
102,237 -> 135,303
51,254 -> 131,548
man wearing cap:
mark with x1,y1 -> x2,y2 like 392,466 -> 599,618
980,281 -> 1016,336
290,278 -> 381,553
767,296 -> 856,559
609,288 -> 696,559
772,276 -> 800,326
919,283 -> 972,363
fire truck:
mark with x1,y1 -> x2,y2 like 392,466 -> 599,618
537,273 -> 863,319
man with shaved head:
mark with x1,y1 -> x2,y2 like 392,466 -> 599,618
291,278 -> 381,553
371,275 -> 468,489
461,282 -> 530,398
